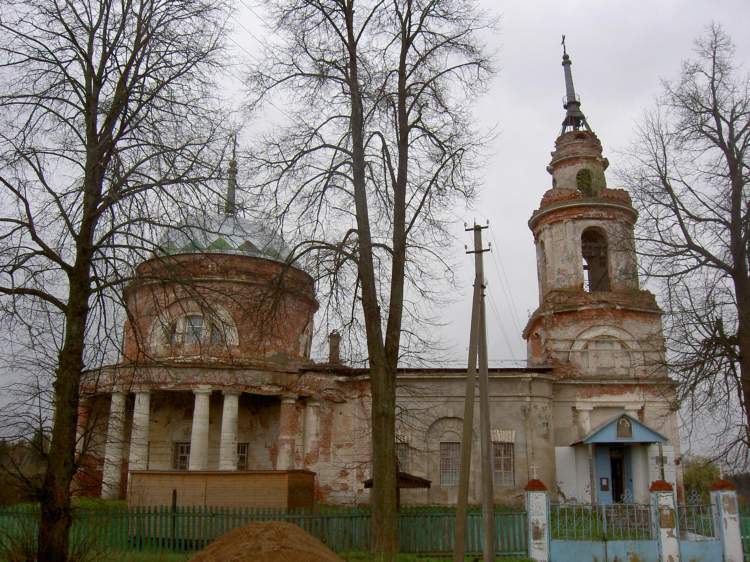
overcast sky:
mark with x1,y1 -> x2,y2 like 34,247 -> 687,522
229,1 -> 750,367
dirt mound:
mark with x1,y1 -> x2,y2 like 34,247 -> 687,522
188,520 -> 343,562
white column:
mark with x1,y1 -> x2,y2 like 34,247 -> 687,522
219,390 -> 240,470
651,481 -> 680,562
303,398 -> 320,469
128,390 -> 151,471
277,394 -> 297,470
101,391 -> 127,499
711,485 -> 743,562
189,387 -> 212,471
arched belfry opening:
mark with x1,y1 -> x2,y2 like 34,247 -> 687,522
581,227 -> 610,292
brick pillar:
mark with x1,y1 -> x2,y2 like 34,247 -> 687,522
219,390 -> 240,470
277,394 -> 298,470
525,479 -> 550,562
75,398 -> 92,456
128,390 -> 150,472
101,390 -> 127,499
303,398 -> 320,469
710,480 -> 743,562
189,387 -> 212,471
650,480 -> 680,562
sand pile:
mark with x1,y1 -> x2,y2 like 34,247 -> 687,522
188,520 -> 343,562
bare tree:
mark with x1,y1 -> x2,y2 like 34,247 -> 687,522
619,24 -> 750,467
246,0 -> 493,557
0,0 -> 230,559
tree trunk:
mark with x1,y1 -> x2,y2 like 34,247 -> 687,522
342,4 -> 399,559
369,362 -> 398,561
38,275 -> 90,562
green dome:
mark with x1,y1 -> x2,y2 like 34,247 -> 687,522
159,214 -> 291,262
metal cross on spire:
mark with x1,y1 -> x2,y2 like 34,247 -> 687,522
560,35 -> 591,135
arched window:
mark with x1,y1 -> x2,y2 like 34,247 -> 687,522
581,228 -> 610,292
576,168 -> 593,196
169,314 -> 226,346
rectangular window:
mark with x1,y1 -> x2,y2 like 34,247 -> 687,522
493,442 -> 515,488
184,315 -> 204,344
396,442 -> 409,472
173,442 -> 190,470
237,442 -> 249,471
439,442 -> 460,487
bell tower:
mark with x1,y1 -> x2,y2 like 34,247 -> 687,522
523,46 -> 666,379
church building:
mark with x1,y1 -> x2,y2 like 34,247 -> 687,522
77,49 -> 682,508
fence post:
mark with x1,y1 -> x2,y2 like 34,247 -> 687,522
710,479 -> 743,562
650,480 -> 680,562
525,478 -> 550,562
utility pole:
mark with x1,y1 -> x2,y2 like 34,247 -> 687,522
453,222 -> 495,562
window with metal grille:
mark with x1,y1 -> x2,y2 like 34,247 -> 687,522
396,442 -> 409,472
439,442 -> 460,487
237,442 -> 249,470
493,442 -> 514,488
173,442 -> 190,470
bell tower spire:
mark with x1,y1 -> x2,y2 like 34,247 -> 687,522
225,134 -> 238,215
560,36 -> 590,135
523,44 -> 666,380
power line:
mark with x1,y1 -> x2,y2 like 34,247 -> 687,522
488,229 -> 525,333
487,291 -> 519,360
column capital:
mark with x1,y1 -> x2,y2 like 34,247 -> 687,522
132,387 -> 151,396
280,393 -> 298,404
193,385 -> 213,396
305,397 -> 320,407
222,389 -> 241,397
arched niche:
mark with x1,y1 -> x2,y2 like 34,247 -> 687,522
569,325 -> 642,377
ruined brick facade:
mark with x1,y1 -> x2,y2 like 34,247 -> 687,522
79,53 -> 682,507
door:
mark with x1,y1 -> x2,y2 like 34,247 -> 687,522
609,447 -> 625,503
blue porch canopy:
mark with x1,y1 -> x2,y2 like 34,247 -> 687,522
573,413 -> 667,445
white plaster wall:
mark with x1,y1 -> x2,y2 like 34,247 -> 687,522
554,446 -> 577,501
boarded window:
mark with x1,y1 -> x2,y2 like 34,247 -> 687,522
582,228 -> 610,292
493,442 -> 515,488
439,442 -> 460,487
173,442 -> 190,470
237,442 -> 249,470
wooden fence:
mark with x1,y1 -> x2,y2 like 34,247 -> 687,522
0,506 -> 527,556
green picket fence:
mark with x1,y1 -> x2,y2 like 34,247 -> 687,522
0,505 -> 527,556
741,512 -> 750,561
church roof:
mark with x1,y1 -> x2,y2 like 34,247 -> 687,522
158,138 -> 292,262
572,413 -> 667,445
158,213 -> 291,262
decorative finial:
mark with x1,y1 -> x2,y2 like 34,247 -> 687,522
559,38 -> 591,135
225,134 -> 237,215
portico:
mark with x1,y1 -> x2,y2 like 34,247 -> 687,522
97,386 -> 323,499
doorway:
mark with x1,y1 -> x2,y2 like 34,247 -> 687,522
610,447 -> 625,503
